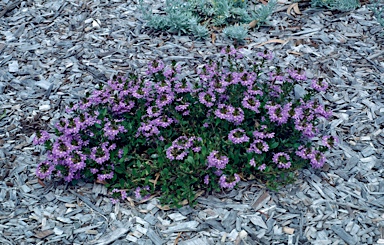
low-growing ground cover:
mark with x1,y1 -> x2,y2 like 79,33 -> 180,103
34,47 -> 337,208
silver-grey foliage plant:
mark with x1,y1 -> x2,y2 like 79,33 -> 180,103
223,24 -> 249,42
138,0 -> 277,41
311,0 -> 360,11
369,0 -> 384,30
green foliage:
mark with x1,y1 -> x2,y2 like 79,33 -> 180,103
139,0 -> 277,41
369,0 -> 384,29
311,0 -> 360,11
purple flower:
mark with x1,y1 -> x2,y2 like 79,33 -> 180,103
257,50 -> 273,60
192,147 -> 201,152
258,164 -> 266,171
248,139 -> 269,154
166,145 -> 187,161
272,152 -> 291,169
226,72 -> 242,85
292,107 -> 304,121
242,95 -> 260,113
182,110 -> 190,116
175,104 -> 190,112
111,99 -> 135,114
311,78 -> 328,92
218,174 -> 240,189
210,79 -> 228,94
134,187 -> 142,199
204,175 -> 209,185
247,86 -> 263,96
174,80 -> 192,93
97,170 -> 114,182
240,72 -> 256,86
89,142 -> 113,165
295,145 -> 311,159
103,121 -> 127,140
154,80 -> 172,93
110,198 -> 119,205
163,68 -> 174,79
56,165 -> 75,182
36,161 -> 55,179
322,135 -> 339,149
269,84 -> 283,97
252,130 -> 275,139
221,46 -> 237,56
146,106 -> 163,118
228,128 -> 250,144
67,151 -> 87,171
134,186 -> 150,200
198,64 -> 217,82
308,150 -> 326,168
265,103 -> 291,125
33,131 -> 51,145
90,168 -> 99,174
147,60 -> 165,75
314,104 -> 332,119
214,104 -> 235,121
249,158 -> 256,167
214,170 -> 222,176
118,149 -> 124,158
156,93 -> 175,107
136,122 -> 160,138
52,139 -> 70,158
295,120 -> 317,138
207,151 -> 229,170
173,136 -> 196,149
130,84 -> 151,99
151,116 -> 173,128
198,91 -> 216,107
287,69 -> 306,81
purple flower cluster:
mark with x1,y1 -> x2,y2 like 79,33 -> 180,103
33,131 -> 51,145
214,104 -> 244,125
311,78 -> 328,92
134,186 -> 150,200
257,50 -> 273,60
204,175 -> 209,185
35,46 -> 336,206
287,69 -> 307,81
252,126 -> 275,139
265,103 -> 291,125
207,151 -> 229,170
166,136 -> 202,161
228,128 -> 250,144
248,139 -> 269,154
221,46 -> 243,59
147,60 -> 165,75
241,95 -> 260,113
110,189 -> 127,204
291,99 -> 332,138
218,174 -> 240,189
272,152 -> 291,169
322,135 -> 339,149
198,91 -> 216,107
295,146 -> 326,168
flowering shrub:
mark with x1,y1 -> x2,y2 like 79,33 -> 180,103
34,47 -> 337,208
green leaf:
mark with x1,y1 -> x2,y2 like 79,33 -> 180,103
269,141 -> 279,149
201,146 -> 207,156
0,110 -> 6,121
186,156 -> 194,164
